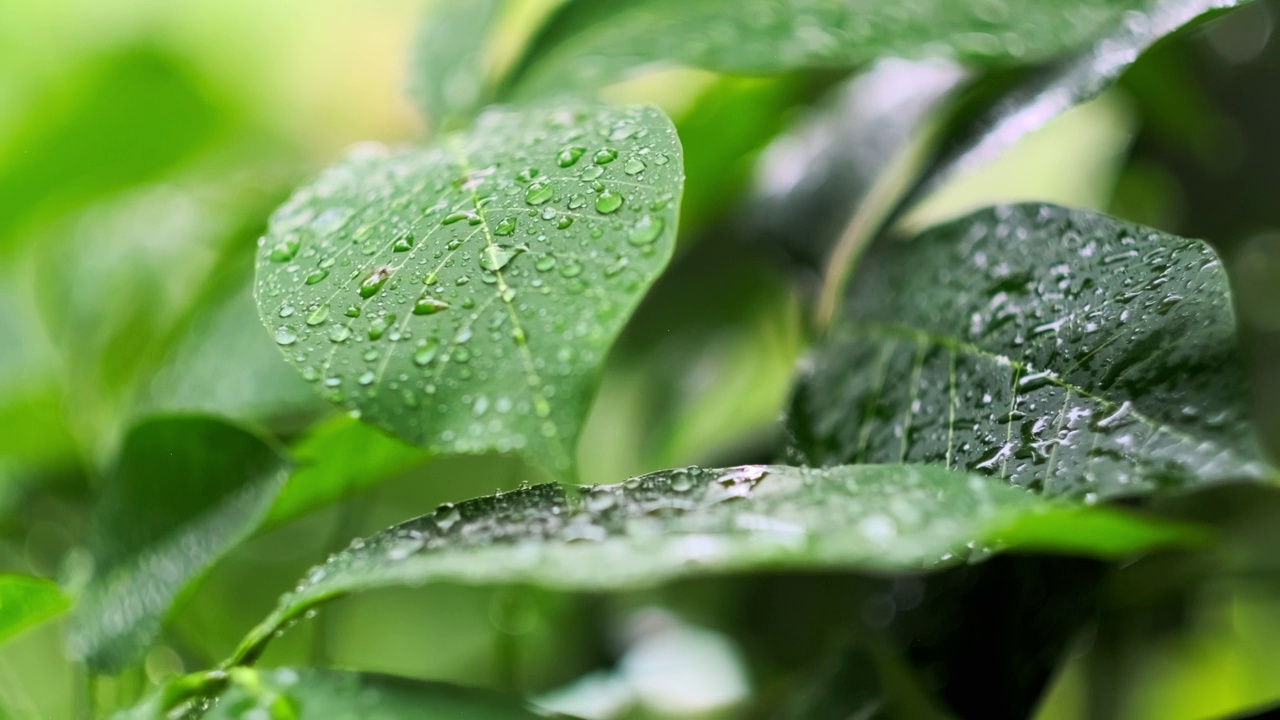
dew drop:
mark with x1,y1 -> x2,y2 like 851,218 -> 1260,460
535,255 -> 557,272
557,146 -> 586,167
304,269 -> 330,285
515,167 -> 540,183
627,214 -> 664,245
595,189 -> 623,214
269,235 -> 301,262
359,267 -> 392,298
328,325 -> 351,343
480,244 -> 521,271
524,182 -> 554,205
623,157 -> 645,175
274,326 -> 298,345
495,216 -> 517,236
305,303 -> 330,326
593,147 -> 618,164
413,295 -> 450,315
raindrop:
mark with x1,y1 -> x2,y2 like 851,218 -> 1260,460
595,189 -> 623,214
557,216 -> 573,229
274,326 -> 298,345
392,233 -> 414,252
559,258 -> 584,278
413,341 -> 439,367
623,157 -> 645,175
413,295 -> 450,315
359,267 -> 393,298
535,255 -> 557,272
480,244 -> 521,271
442,211 -> 473,225
627,214 -> 664,245
593,147 -> 618,164
344,305 -> 361,318
516,167 -> 540,183
304,269 -> 330,285
328,325 -> 351,343
524,182 -> 554,205
358,371 -> 376,386
305,303 -> 330,326
557,146 -> 586,167
269,235 -> 301,262
495,216 -> 517,236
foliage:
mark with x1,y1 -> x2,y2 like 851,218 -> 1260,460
3,0 -> 1280,718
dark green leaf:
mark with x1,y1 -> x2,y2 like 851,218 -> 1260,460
230,463 -> 1196,664
112,667 -> 560,720
508,0 -> 1179,101
788,203 -> 1275,497
69,416 -> 289,672
0,575 -> 69,645
255,104 -> 684,478
409,0 -> 507,131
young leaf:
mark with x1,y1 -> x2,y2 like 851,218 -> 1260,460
507,0 -> 1194,100
230,464 -> 1197,664
408,0 -> 507,131
788,203 -> 1276,498
255,104 -> 684,478
112,667 -> 559,720
69,416 -> 289,672
0,575 -> 69,645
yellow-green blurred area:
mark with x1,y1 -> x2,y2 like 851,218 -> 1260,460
0,0 -> 1279,718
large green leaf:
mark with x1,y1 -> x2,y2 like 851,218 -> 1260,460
230,463 -> 1196,665
0,575 -> 69,645
112,667 -> 560,720
408,0 -> 507,131
68,416 -> 289,672
507,0 -> 1181,101
788,203 -> 1276,497
255,104 -> 684,478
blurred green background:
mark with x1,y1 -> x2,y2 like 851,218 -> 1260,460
0,0 -> 1278,718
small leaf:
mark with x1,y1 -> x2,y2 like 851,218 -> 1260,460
230,463 -> 1195,665
262,417 -> 427,529
255,104 -> 684,478
408,0 -> 507,130
507,0 -> 1203,100
112,667 -> 559,720
788,203 -> 1275,497
69,416 -> 289,672
0,575 -> 69,645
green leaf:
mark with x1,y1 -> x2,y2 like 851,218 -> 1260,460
409,0 -> 507,131
0,575 -> 69,645
507,0 -> 1182,101
69,416 -> 289,672
262,417 -> 427,529
230,463 -> 1196,665
112,667 -> 560,720
787,203 -> 1275,497
255,104 -> 684,478
904,0 -> 1252,206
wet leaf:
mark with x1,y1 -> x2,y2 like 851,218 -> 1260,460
255,104 -> 684,478
230,463 -> 1196,664
788,203 -> 1276,498
112,667 -> 559,720
409,0 -> 507,131
0,575 -> 69,645
508,0 -> 1191,100
69,417 -> 289,672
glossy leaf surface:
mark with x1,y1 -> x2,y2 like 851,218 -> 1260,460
255,105 -> 684,477
788,204 -> 1274,497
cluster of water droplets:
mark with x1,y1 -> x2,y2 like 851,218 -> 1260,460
255,106 -> 682,468
791,204 -> 1270,498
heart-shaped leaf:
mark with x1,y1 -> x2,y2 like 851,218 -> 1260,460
788,203 -> 1276,497
230,463 -> 1196,665
255,104 -> 683,478
112,667 -> 562,720
0,575 -> 69,645
69,416 -> 289,672
506,0 -> 1197,101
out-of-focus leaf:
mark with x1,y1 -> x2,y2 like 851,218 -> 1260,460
0,46 -> 231,252
904,0 -> 1249,206
262,417 -> 427,529
112,667 -> 560,720
231,463 -> 1196,664
0,575 -> 69,645
507,0 -> 1191,101
743,59 -> 967,283
255,104 -> 684,478
68,416 -> 289,672
409,0 -> 507,131
788,203 -> 1275,497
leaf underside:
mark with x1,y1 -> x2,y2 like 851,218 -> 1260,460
231,463 -> 1193,665
255,104 -> 684,477
788,203 -> 1273,498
